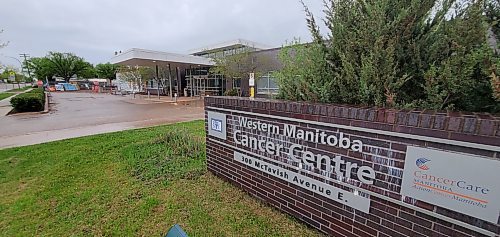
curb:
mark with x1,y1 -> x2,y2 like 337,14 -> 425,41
6,91 -> 50,116
42,92 -> 50,114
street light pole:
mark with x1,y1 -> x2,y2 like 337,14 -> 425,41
3,55 -> 23,68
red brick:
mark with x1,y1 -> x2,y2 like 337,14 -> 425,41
205,100 -> 500,237
433,115 -> 447,130
433,223 -> 454,236
302,215 -> 321,229
478,120 -> 496,136
281,204 -> 307,220
386,110 -> 396,123
450,132 -> 500,146
296,201 -> 321,217
399,211 -> 432,229
353,227 -> 375,237
320,224 -> 347,237
329,214 -> 353,232
377,109 -> 386,122
414,200 -> 435,212
419,113 -> 433,128
447,117 -> 463,131
367,220 -> 406,237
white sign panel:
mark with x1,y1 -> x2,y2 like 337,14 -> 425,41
234,151 -> 371,213
207,111 -> 227,140
401,146 -> 500,223
8,71 -> 15,81
249,73 -> 255,87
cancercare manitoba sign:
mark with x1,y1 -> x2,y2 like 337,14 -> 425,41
205,97 -> 500,237
402,147 -> 500,223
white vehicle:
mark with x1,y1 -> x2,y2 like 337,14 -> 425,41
55,84 -> 65,91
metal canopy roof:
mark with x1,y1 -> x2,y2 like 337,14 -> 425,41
110,48 -> 214,68
188,39 -> 272,55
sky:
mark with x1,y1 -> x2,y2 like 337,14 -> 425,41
0,0 -> 324,67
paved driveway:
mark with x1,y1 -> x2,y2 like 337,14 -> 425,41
0,92 -> 205,149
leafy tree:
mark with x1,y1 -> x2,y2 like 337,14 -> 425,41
117,66 -> 154,92
79,62 -> 97,79
278,0 -> 499,112
275,40 -> 334,103
46,52 -> 89,82
28,57 -> 55,82
0,67 -> 26,86
210,48 -> 272,96
95,63 -> 119,80
211,48 -> 272,79
0,67 -> 15,81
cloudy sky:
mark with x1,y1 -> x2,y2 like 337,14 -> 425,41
0,0 -> 324,66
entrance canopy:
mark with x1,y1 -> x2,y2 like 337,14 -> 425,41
110,48 -> 214,68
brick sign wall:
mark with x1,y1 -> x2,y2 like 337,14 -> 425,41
205,97 -> 500,237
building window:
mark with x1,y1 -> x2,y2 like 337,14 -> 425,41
233,77 -> 242,90
257,72 -> 279,95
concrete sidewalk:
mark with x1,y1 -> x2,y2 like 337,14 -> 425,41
0,83 -> 30,92
0,94 -> 16,116
0,88 -> 33,116
0,116 -> 201,149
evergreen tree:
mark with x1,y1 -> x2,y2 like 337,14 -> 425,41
278,0 -> 499,112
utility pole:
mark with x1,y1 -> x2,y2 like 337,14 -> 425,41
19,53 -> 32,80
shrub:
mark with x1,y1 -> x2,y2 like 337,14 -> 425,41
224,88 -> 239,96
10,89 -> 45,112
278,0 -> 499,113
28,88 -> 44,94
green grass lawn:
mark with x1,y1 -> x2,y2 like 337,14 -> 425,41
0,121 -> 321,236
5,86 -> 32,93
0,93 -> 14,101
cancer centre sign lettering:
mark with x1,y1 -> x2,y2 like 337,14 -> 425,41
208,111 -> 374,212
233,116 -> 376,185
234,152 -> 370,212
208,110 -> 500,223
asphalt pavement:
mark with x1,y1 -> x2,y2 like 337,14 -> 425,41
0,92 -> 205,149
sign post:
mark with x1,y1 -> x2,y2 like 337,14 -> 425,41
249,73 -> 255,98
8,71 -> 15,82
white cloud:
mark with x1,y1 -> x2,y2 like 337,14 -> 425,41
0,0 -> 323,65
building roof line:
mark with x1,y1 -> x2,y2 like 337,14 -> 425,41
110,48 -> 214,66
188,39 -> 272,55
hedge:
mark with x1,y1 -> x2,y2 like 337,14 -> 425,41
10,88 -> 46,112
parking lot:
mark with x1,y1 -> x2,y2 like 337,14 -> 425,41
0,92 -> 204,149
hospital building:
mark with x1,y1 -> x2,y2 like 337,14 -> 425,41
110,39 -> 282,98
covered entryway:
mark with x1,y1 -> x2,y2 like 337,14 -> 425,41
110,48 -> 215,99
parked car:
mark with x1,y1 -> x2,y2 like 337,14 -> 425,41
55,84 -> 65,91
60,83 -> 78,91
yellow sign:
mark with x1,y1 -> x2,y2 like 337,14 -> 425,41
8,71 -> 15,81
250,87 -> 255,98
